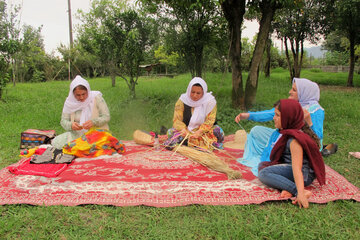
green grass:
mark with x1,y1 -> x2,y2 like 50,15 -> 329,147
0,69 -> 359,239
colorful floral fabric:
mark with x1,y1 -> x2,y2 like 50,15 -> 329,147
63,128 -> 125,158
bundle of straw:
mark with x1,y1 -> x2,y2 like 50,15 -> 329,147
173,146 -> 242,180
133,130 -> 154,146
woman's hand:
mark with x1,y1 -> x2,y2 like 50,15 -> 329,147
292,192 -> 310,209
82,120 -> 94,130
235,113 -> 249,123
190,129 -> 203,139
180,128 -> 190,137
72,122 -> 83,131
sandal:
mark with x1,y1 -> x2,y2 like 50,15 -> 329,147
321,143 -> 338,157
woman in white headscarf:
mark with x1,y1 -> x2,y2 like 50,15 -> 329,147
52,75 -> 110,149
165,77 -> 224,150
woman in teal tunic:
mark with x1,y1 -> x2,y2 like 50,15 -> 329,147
235,78 -> 324,176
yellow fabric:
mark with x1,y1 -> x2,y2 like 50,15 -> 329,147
173,99 -> 218,149
63,128 -> 125,158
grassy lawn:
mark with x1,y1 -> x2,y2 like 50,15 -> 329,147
0,69 -> 359,239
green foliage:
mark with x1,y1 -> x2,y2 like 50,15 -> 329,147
78,2 -> 152,96
333,0 -> 360,42
30,69 -> 45,82
325,51 -> 349,66
323,29 -> 360,69
0,70 -> 9,99
139,0 -> 224,77
273,0 -> 327,79
0,1 -> 11,98
309,68 -> 322,73
154,45 -> 179,66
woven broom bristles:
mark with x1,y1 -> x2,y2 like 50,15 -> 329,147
133,130 -> 154,146
174,146 -> 242,180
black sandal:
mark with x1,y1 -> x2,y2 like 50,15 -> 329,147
321,143 -> 338,157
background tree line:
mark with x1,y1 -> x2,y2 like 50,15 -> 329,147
0,0 -> 359,109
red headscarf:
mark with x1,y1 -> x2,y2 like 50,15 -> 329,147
260,99 -> 326,185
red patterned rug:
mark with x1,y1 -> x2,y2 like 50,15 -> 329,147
0,138 -> 359,207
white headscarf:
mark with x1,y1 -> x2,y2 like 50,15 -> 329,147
62,75 -> 101,125
293,78 -> 320,107
179,77 -> 216,131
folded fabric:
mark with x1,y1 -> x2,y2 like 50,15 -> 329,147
31,147 -> 75,164
63,128 -> 126,158
8,158 -> 68,177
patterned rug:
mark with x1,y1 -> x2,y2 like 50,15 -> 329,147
0,138 -> 359,207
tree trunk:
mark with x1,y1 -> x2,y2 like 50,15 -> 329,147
185,51 -> 196,78
264,38 -> 271,78
130,76 -> 136,99
298,40 -> 304,77
245,1 -> 276,109
12,59 -> 16,86
194,44 -> 203,77
109,61 -> 116,87
111,74 -> 116,87
290,38 -> 301,78
221,0 -> 246,109
284,37 -> 294,80
347,33 -> 355,87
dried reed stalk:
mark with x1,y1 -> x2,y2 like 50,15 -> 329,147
174,146 -> 242,180
201,135 -> 237,161
172,133 -> 189,156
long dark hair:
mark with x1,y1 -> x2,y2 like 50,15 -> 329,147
192,83 -> 203,89
275,100 -> 321,148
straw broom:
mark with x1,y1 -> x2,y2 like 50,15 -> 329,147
173,146 -> 242,180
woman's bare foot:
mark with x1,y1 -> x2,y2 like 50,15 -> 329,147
280,190 -> 293,198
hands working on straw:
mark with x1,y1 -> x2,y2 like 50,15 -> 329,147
180,128 -> 203,139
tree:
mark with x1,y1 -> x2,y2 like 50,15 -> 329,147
154,45 -> 179,75
78,0 -> 123,87
245,0 -> 282,109
273,1 -> 325,81
16,24 -> 46,82
0,0 -> 8,99
140,0 -> 222,78
221,0 -> 246,108
78,0 -> 152,98
332,0 -> 360,87
0,0 -> 20,98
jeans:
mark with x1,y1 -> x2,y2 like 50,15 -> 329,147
258,164 -> 315,196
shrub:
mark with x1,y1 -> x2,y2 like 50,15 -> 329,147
30,70 -> 45,82
310,68 -> 322,73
